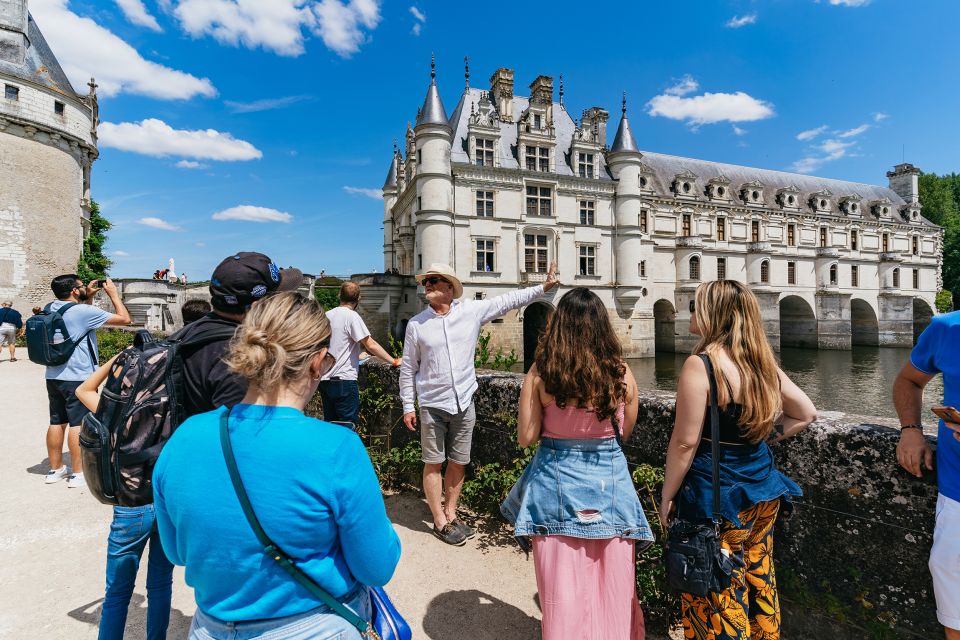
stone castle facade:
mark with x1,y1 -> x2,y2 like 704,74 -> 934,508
359,61 -> 941,362
0,0 -> 98,309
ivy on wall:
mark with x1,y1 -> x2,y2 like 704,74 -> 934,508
77,200 -> 112,282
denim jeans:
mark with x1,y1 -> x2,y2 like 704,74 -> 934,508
318,379 -> 360,428
189,586 -> 371,640
99,504 -> 174,640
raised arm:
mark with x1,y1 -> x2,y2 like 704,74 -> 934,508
475,262 -> 560,324
767,368 -> 817,444
518,365 -> 544,447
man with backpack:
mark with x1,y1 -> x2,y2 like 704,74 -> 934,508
0,301 -> 24,362
39,275 -> 130,488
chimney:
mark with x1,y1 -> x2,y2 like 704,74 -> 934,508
887,163 -> 921,204
529,75 -> 554,104
581,107 -> 609,146
490,68 -> 514,122
0,0 -> 28,66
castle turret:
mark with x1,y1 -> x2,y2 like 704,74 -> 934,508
887,163 -> 921,204
413,55 -> 453,273
0,0 -> 28,65
382,146 -> 400,272
608,95 -> 645,298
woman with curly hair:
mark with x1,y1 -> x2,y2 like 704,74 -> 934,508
660,281 -> 817,640
502,287 -> 653,640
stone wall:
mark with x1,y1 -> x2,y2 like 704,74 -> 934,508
355,362 -> 940,638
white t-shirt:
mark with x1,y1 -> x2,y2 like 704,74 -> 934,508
321,306 -> 371,382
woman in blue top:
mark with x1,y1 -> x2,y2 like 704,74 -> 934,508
660,281 -> 817,640
153,291 -> 401,640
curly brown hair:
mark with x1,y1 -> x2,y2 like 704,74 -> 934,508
533,287 -> 626,427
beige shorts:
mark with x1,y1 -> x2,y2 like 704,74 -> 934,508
0,326 -> 15,346
931,493 -> 960,630
420,402 -> 476,465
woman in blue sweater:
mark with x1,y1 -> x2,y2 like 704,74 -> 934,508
154,291 -> 401,639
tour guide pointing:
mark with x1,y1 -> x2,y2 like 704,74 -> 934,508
400,262 -> 560,546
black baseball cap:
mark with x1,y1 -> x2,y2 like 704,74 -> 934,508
209,252 -> 303,313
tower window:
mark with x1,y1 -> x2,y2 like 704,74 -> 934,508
476,191 -> 494,217
54,101 -> 65,115
578,153 -> 595,178
689,255 -> 701,281
579,200 -> 595,225
475,138 -> 494,166
787,261 -> 796,285
829,264 -> 838,286
717,218 -> 726,241
4,85 -> 18,100
760,260 -> 770,284
476,239 -> 495,272
717,257 -> 726,280
578,245 -> 596,276
787,224 -> 796,246
525,186 -> 552,216
639,261 -> 646,277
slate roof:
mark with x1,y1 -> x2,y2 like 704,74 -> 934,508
0,13 -> 81,98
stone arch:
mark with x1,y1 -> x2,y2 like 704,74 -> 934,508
913,298 -> 934,344
850,298 -> 879,346
522,301 -> 554,371
779,295 -> 817,349
653,299 -> 676,353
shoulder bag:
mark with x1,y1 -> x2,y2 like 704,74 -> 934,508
219,409 -> 411,640
664,353 -> 740,597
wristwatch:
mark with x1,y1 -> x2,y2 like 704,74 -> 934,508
900,423 -> 923,432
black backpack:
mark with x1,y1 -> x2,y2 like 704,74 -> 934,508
79,326 -> 237,506
25,302 -> 96,366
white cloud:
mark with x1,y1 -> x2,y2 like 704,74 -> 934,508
175,159 -> 208,169
343,186 -> 383,200
647,83 -> 774,127
99,119 -> 262,161
138,217 -> 182,231
224,95 -> 309,113
409,5 -> 424,35
873,112 -> 889,122
173,0 -> 381,58
195,241 -> 206,247
115,0 -> 162,31
796,124 -> 828,141
111,250 -> 130,257
29,0 -> 215,99
726,14 -> 757,28
828,0 -> 871,6
212,205 -> 293,223
791,138 -> 855,174
836,123 -> 870,138
732,125 -> 747,136
664,75 -> 699,97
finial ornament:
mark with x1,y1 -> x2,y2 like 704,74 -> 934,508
622,91 -> 627,115
430,53 -> 436,80
464,56 -> 470,88
559,74 -> 564,105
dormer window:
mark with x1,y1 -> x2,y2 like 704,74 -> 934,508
810,189 -> 833,213
578,153 -> 595,179
777,186 -> 801,210
900,204 -> 921,222
673,171 -> 698,198
741,180 -> 765,205
707,176 -> 731,200
870,199 -> 892,218
839,195 -> 862,216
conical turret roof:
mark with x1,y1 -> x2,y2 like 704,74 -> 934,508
383,149 -> 400,190
415,55 -> 448,127
610,93 -> 639,154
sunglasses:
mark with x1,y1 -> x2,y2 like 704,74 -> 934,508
421,276 -> 448,286
689,300 -> 696,313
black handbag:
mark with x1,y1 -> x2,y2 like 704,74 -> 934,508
664,354 -> 740,597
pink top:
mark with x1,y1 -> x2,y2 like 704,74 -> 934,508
541,401 -> 625,439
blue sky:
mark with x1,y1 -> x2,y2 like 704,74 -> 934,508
29,0 -> 960,280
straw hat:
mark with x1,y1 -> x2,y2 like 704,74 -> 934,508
415,263 -> 464,299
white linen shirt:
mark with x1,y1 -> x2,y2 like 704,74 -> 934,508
400,285 -> 545,414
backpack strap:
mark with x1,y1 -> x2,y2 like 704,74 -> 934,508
698,354 -> 723,526
218,409 -> 379,639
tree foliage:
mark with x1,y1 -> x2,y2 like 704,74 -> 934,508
918,172 -> 960,301
77,200 -> 112,282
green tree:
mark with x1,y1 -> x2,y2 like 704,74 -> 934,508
77,200 -> 112,282
919,172 -> 960,300
314,287 -> 340,310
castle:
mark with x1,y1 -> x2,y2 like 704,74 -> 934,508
0,0 -> 98,308
355,60 -> 941,364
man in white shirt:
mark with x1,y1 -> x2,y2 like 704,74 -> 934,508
401,262 -> 559,545
319,281 -> 400,427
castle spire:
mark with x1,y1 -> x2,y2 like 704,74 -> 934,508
383,143 -> 400,189
464,56 -> 470,89
416,54 -> 449,127
610,91 -> 639,153
559,74 -> 564,105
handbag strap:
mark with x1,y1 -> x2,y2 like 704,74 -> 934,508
218,409 -> 379,639
698,354 -> 723,525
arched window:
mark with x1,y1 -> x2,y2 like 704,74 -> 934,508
760,260 -> 770,284
689,255 -> 701,281
829,263 -> 838,286
892,267 -> 901,288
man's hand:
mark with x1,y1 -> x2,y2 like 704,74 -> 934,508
544,261 -> 559,292
85,279 -> 102,298
896,428 -> 934,478
946,420 -> 960,443
102,278 -> 119,297
403,411 -> 417,432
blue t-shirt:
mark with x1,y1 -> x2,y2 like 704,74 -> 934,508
153,404 -> 402,621
910,311 -> 960,502
45,301 -> 112,381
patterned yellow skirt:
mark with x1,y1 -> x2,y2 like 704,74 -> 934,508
680,499 -> 781,640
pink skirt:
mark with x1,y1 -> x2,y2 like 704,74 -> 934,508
532,535 -> 645,640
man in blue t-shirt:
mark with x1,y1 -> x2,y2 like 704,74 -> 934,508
893,311 -> 960,639
43,274 -> 131,489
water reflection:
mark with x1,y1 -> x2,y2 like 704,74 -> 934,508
626,347 -> 945,422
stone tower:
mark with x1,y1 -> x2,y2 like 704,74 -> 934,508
413,55 -> 453,272
0,0 -> 98,308
382,146 -> 400,271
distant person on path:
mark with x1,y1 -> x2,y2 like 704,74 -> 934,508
171,252 -> 303,420
43,276 -> 131,488
0,300 -> 23,361
319,281 -> 400,427
660,281 -> 816,640
180,273 -> 188,285
893,312 -> 960,639
180,299 -> 211,325
154,292 -> 401,640
76,355 -> 173,640
400,262 -> 559,545
501,287 -> 653,640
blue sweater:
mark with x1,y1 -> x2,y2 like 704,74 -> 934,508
153,404 -> 401,621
